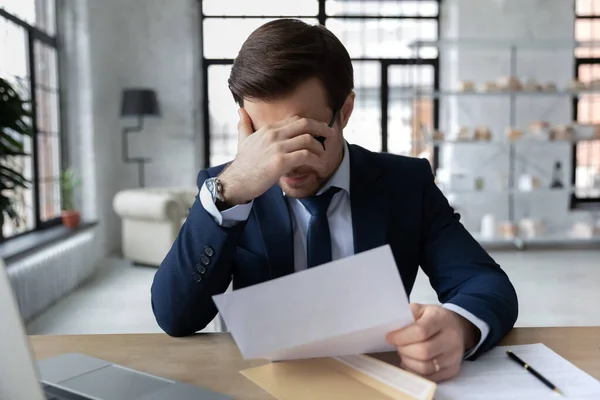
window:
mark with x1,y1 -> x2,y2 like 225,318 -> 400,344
0,1 -> 63,240
200,0 -> 440,167
574,0 -> 600,207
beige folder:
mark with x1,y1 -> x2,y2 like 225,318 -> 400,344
241,354 -> 436,400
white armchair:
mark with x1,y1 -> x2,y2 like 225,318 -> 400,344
113,187 -> 197,267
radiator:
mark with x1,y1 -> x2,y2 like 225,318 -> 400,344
7,230 -> 99,322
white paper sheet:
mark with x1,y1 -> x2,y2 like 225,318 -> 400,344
436,343 -> 600,400
212,245 -> 413,361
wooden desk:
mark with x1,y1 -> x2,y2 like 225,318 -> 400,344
30,327 -> 600,400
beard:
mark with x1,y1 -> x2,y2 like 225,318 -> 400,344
278,167 -> 328,198
278,141 -> 344,198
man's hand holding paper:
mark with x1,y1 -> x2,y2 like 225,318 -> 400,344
386,303 -> 480,382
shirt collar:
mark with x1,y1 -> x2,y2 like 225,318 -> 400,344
316,141 -> 350,195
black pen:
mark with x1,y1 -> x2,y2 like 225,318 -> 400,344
506,350 -> 564,397
315,109 -> 339,150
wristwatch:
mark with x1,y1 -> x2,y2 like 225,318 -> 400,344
205,177 -> 225,205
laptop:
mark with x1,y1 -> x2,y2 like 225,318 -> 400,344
0,259 -> 232,400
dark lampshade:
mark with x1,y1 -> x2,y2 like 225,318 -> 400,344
120,89 -> 160,117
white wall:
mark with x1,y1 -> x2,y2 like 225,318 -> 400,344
114,0 -> 203,187
439,0 -> 588,238
61,0 -> 203,256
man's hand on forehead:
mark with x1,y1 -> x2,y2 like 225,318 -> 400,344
218,109 -> 333,206
270,111 -> 338,151
250,113 -> 336,151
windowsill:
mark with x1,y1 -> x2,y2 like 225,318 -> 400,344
0,221 -> 98,265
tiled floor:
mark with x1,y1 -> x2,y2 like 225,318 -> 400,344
26,257 -> 168,335
26,250 -> 600,335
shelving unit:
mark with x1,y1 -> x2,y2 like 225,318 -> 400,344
472,232 -> 600,249
406,38 -> 600,249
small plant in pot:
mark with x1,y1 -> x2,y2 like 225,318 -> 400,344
60,168 -> 81,229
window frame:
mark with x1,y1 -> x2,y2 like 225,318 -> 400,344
198,0 -> 441,168
572,1 -> 600,209
0,5 -> 65,242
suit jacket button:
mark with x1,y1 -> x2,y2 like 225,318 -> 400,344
201,255 -> 210,266
204,246 -> 214,257
192,272 -> 202,283
197,266 -> 207,274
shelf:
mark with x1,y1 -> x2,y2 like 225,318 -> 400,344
408,39 -> 600,50
427,138 -> 600,145
443,187 -> 576,196
392,89 -> 600,99
473,233 -> 600,248
522,235 -> 600,245
419,126 -> 600,145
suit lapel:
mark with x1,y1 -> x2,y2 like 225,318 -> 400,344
349,145 -> 390,254
253,185 -> 295,279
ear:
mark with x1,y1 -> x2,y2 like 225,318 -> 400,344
340,91 -> 355,129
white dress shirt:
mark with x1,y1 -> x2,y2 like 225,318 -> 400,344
199,142 -> 489,357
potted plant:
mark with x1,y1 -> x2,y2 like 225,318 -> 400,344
60,167 -> 82,229
0,77 -> 32,242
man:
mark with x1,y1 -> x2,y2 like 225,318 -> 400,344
151,19 -> 518,382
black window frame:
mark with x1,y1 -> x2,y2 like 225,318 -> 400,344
198,0 -> 441,169
572,1 -> 600,209
0,5 -> 66,242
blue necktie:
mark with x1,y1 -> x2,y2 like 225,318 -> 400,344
299,187 -> 341,268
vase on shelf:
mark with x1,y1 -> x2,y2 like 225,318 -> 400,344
550,161 -> 564,189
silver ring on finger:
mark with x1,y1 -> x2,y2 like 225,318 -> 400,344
432,358 -> 440,373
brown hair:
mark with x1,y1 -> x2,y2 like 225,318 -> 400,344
228,19 -> 354,110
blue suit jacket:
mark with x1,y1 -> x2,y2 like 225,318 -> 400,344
151,144 -> 518,358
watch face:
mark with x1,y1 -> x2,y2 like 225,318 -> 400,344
206,178 -> 216,197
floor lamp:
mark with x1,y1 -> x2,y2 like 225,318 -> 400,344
120,89 -> 160,187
